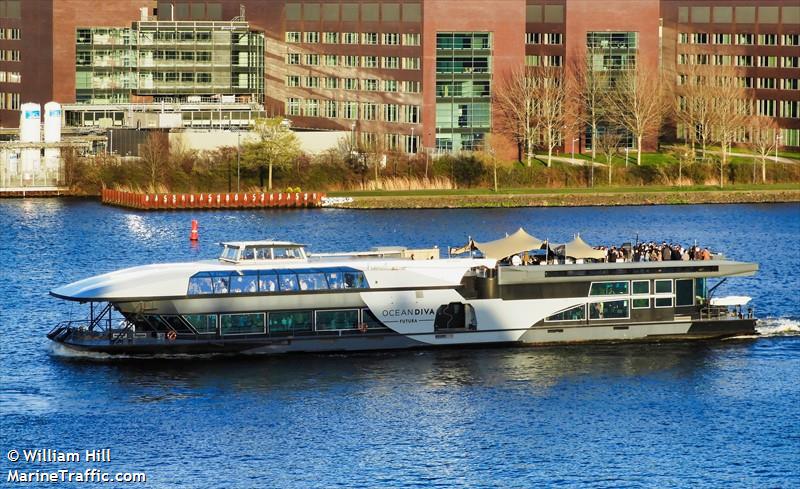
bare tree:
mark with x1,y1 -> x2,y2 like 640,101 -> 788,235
495,66 -> 538,167
594,130 -> 622,186
709,72 -> 749,187
533,65 -> 568,168
603,67 -> 669,166
748,116 -> 779,183
139,131 -> 169,192
569,52 -> 608,161
673,63 -> 715,155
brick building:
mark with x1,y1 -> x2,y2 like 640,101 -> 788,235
0,0 -> 797,155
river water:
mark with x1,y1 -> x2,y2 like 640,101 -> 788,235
1,200 -> 798,488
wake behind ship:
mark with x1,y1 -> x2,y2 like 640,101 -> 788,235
48,230 -> 758,356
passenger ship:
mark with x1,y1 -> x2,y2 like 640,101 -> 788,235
48,230 -> 759,355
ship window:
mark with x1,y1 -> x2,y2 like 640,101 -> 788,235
326,271 -> 344,289
278,273 -> 298,291
161,315 -> 194,334
253,246 -> 272,260
258,272 -> 278,292
589,300 -> 629,320
695,278 -> 707,300
632,298 -> 650,309
273,247 -> 300,259
221,245 -> 239,261
220,313 -> 265,335
242,247 -> 256,260
589,281 -> 629,296
212,275 -> 230,294
655,279 -> 673,294
230,272 -> 259,293
183,314 -> 217,334
546,304 -> 586,322
268,311 -> 312,334
675,279 -> 694,307
361,309 -> 386,329
188,274 -> 214,295
655,297 -> 673,308
632,280 -> 650,295
316,309 -> 359,330
343,271 -> 368,289
434,303 -> 476,331
298,272 -> 328,290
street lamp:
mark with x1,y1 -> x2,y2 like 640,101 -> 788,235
625,147 -> 629,168
236,131 -> 241,193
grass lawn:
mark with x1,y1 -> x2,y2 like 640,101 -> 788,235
329,183 -> 799,198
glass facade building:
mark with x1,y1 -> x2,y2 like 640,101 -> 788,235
435,32 -> 493,152
75,21 -> 264,104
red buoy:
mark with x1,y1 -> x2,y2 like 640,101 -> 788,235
190,219 -> 199,241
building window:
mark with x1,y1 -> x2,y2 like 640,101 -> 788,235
304,54 -> 319,66
383,56 -> 400,69
526,32 -> 541,45
342,101 -> 358,119
323,32 -> 339,44
782,57 -> 800,69
757,99 -> 776,117
402,57 -> 420,70
343,55 -> 359,67
304,31 -> 319,43
758,56 -> 778,68
782,34 -> 800,47
782,78 -> 799,90
362,32 -> 378,45
758,34 -> 778,46
383,33 -> 399,45
286,97 -> 301,115
362,102 -> 378,120
403,81 -> 420,93
678,32 -> 688,44
691,32 -> 708,44
544,32 -> 562,45
305,99 -> 319,117
342,32 -> 359,44
384,104 -> 399,122
404,105 -> 420,123
736,33 -> 754,45
757,78 -> 777,89
323,54 -> 338,67
344,78 -> 358,90
286,31 -> 300,43
362,55 -> 379,68
305,76 -> 319,88
383,80 -> 398,92
324,100 -> 338,118
712,33 -> 732,45
781,101 -> 799,119
323,77 -> 339,89
402,33 -> 420,46
363,78 -> 379,91
287,53 -> 300,65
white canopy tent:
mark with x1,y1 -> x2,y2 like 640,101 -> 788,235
470,228 -> 545,260
555,234 -> 606,260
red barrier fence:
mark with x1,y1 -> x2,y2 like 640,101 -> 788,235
101,189 -> 325,210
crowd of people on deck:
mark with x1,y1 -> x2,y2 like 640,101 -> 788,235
601,242 -> 714,263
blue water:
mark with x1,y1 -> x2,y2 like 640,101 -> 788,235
1,200 -> 799,488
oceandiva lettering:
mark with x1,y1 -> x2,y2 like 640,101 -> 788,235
381,308 -> 435,324
382,308 -> 435,317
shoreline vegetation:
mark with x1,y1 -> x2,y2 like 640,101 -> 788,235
329,185 -> 800,209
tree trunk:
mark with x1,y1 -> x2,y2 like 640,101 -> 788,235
591,124 -> 596,161
719,147 -> 726,188
761,155 -> 767,183
268,162 -> 273,191
493,157 -> 498,192
547,144 -> 552,168
526,138 -> 532,168
636,135 -> 643,166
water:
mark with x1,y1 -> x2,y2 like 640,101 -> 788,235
1,200 -> 799,488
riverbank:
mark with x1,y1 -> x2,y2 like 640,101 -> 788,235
328,185 -> 800,209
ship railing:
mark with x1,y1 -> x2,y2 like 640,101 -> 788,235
699,305 -> 755,321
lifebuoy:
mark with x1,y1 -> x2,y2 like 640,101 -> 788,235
358,323 -> 368,333
166,330 -> 177,341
